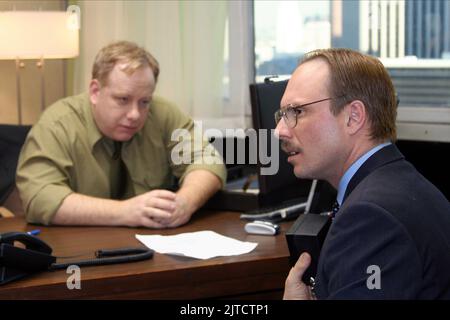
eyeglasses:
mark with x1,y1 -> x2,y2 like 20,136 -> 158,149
274,97 -> 341,128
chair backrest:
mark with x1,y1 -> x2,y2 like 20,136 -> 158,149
0,124 -> 32,205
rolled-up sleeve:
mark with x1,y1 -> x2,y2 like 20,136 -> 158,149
157,99 -> 227,188
175,120 -> 226,187
16,123 -> 74,225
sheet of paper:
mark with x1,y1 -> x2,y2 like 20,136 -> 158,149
136,230 -> 258,260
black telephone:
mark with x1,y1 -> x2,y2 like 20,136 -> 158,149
0,232 -> 56,285
0,231 -> 154,285
285,214 -> 332,286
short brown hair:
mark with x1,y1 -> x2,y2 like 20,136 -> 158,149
92,41 -> 160,86
301,48 -> 397,142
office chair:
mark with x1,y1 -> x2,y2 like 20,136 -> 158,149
0,124 -> 31,216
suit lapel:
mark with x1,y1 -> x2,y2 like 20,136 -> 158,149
343,144 -> 405,203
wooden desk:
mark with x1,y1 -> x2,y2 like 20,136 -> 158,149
0,210 -> 293,299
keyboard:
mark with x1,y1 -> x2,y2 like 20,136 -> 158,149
240,201 -> 307,223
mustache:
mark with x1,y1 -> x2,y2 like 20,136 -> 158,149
280,140 -> 300,154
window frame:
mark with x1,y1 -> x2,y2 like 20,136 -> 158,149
247,1 -> 450,142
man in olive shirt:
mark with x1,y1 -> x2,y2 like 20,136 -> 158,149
16,41 -> 226,228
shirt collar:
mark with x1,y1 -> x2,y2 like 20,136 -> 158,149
336,142 -> 392,206
80,93 -> 103,151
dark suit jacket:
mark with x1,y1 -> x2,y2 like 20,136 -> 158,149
315,144 -> 450,299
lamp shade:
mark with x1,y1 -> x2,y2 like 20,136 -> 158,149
0,11 -> 79,60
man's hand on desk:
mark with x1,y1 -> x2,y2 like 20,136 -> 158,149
163,193 -> 194,228
53,191 -> 193,229
121,189 -> 177,228
52,170 -> 220,228
283,252 -> 316,300
121,190 -> 195,228
123,170 -> 222,228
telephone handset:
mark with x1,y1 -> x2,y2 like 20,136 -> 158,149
1,231 -> 52,254
0,231 -> 153,285
0,232 -> 56,285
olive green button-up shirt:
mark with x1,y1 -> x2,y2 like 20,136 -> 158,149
16,93 -> 226,225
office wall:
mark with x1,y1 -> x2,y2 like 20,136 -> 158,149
0,1 -> 67,125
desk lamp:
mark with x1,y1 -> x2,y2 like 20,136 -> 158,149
0,10 -> 79,124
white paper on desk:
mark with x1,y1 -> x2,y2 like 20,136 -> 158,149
136,231 -> 258,260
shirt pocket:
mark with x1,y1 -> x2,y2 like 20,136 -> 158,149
131,156 -> 173,193
143,160 -> 172,190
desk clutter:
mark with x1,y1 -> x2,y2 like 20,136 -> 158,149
0,231 -> 153,285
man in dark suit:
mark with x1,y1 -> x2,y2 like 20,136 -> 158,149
277,48 -> 450,299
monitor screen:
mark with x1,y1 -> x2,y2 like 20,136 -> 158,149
249,78 -> 313,205
204,78 -> 336,213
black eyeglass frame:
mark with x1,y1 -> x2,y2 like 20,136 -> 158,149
274,96 -> 345,128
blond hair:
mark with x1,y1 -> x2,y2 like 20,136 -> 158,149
92,41 -> 160,86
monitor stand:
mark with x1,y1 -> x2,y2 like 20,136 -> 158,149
204,167 -> 309,212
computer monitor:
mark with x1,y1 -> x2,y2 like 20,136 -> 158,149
249,78 -> 337,212
249,78 -> 312,207
204,78 -> 335,212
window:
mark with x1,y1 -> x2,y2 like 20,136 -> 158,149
252,0 -> 450,142
254,0 -> 330,81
